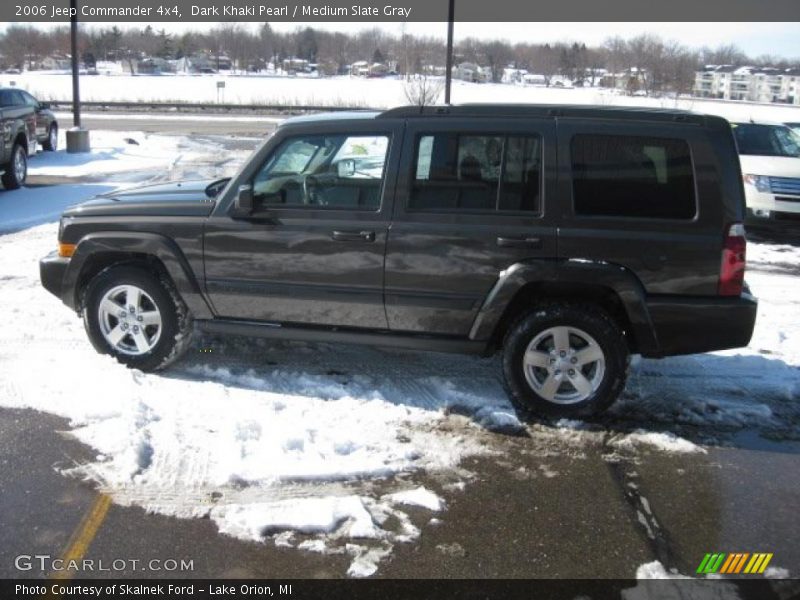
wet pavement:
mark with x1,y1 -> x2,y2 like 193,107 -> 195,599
2,400 -> 799,582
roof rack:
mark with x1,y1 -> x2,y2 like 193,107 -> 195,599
378,103 -> 711,125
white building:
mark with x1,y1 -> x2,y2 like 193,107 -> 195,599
694,65 -> 800,105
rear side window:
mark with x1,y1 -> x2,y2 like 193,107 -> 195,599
571,134 -> 696,219
410,133 -> 542,214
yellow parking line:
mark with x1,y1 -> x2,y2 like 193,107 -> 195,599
50,493 -> 112,580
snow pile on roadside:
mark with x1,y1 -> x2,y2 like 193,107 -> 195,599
610,430 -> 707,454
624,561 -> 743,600
747,242 -> 800,272
386,486 -> 445,511
0,183 -> 115,233
28,129 -> 237,179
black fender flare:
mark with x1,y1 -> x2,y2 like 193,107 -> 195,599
62,231 -> 213,319
468,259 -> 661,356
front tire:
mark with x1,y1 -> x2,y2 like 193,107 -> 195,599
502,304 -> 628,419
83,266 -> 193,371
2,143 -> 27,189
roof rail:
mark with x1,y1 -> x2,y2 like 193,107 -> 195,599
377,103 -> 711,125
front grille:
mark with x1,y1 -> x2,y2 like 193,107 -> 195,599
769,176 -> 800,196
775,196 -> 800,203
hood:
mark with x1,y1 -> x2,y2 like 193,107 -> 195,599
738,155 -> 800,178
63,179 -> 220,218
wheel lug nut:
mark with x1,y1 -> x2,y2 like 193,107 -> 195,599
559,351 -> 566,357
571,357 -> 578,364
549,358 -> 556,364
568,369 -> 575,376
137,316 -> 143,322
133,326 -> 139,333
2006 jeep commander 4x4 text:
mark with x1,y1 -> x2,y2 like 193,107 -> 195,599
40,105 -> 757,418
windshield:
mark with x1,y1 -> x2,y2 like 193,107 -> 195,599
732,123 -> 800,158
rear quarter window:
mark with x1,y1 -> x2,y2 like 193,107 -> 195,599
571,134 -> 696,219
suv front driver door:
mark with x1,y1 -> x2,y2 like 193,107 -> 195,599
204,120 -> 402,328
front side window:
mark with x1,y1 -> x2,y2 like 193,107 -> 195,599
571,134 -> 696,219
251,134 -> 389,210
410,133 -> 542,213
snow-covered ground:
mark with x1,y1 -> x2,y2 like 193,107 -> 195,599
7,71 -> 800,124
1,133 -> 799,577
28,129 -> 249,181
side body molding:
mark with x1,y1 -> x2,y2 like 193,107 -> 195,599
469,259 -> 661,356
62,231 -> 214,320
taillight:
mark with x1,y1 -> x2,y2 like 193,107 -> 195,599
719,223 -> 746,296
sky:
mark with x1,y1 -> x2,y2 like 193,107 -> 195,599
8,22 -> 800,59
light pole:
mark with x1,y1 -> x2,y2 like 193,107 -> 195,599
444,0 -> 455,104
66,0 -> 90,152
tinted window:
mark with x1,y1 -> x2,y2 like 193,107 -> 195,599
0,90 -> 14,107
410,133 -> 542,213
252,134 -> 389,211
571,134 -> 696,219
20,91 -> 38,107
732,123 -> 800,158
10,91 -> 26,106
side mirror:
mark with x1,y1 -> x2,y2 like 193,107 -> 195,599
39,101 -> 50,110
337,159 -> 356,178
234,184 -> 254,215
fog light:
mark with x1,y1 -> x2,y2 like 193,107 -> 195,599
753,209 -> 771,218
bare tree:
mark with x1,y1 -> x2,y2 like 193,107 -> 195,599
404,75 -> 444,106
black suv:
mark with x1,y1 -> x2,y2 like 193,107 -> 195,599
40,105 -> 757,418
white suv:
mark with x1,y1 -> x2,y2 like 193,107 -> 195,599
732,122 -> 800,223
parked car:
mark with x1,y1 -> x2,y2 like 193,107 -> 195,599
40,105 -> 757,419
0,87 -> 58,189
732,121 -> 800,224
0,88 -> 37,189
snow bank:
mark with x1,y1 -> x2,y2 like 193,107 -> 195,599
0,183 -> 114,233
385,486 -> 445,511
28,129 -> 236,179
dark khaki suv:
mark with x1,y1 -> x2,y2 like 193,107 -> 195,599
40,105 -> 757,418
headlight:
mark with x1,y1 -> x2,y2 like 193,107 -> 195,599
743,174 -> 771,193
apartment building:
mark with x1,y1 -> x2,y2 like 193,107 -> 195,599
695,65 -> 800,105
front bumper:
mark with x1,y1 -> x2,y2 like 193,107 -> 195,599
645,291 -> 758,357
39,251 -> 74,309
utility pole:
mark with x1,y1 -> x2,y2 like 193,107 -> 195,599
66,0 -> 90,152
444,0 -> 455,104
70,0 -> 80,128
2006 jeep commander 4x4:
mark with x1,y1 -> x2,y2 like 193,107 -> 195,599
40,105 -> 757,418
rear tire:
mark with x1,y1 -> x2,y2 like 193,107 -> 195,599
83,266 -> 193,371
43,124 -> 58,151
2,143 -> 27,189
502,303 -> 628,419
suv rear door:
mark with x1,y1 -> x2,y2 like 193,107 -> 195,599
384,117 -> 557,336
203,118 -> 403,328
